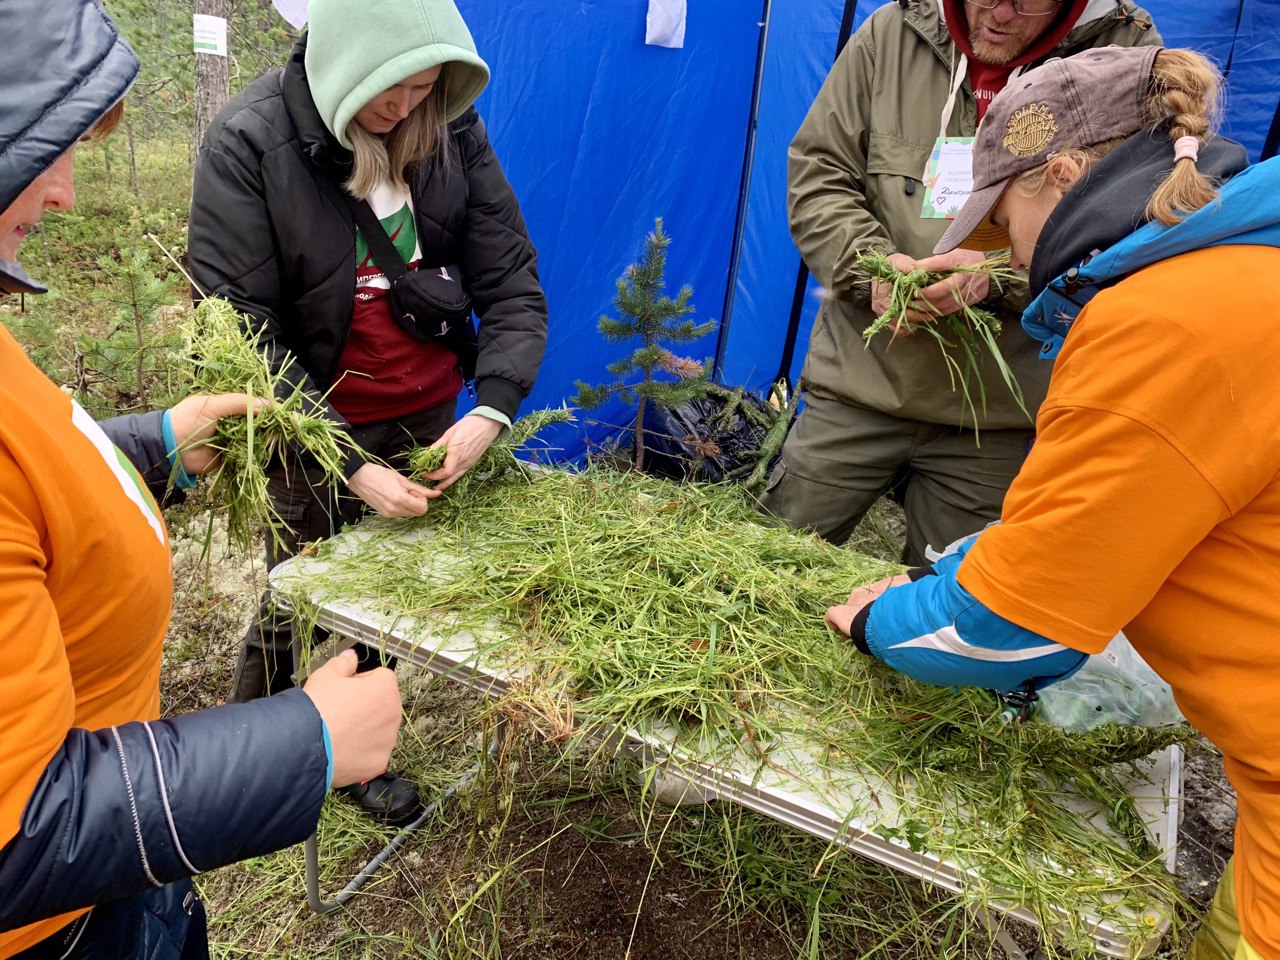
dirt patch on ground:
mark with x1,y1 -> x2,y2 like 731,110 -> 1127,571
464,794 -> 795,960
315,786 -> 802,960
1176,741 -> 1237,910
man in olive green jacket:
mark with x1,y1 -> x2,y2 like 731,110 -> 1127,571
760,0 -> 1158,563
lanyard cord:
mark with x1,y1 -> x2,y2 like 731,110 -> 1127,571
938,53 -> 969,142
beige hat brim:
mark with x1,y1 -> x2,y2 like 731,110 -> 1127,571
934,179 -> 1012,254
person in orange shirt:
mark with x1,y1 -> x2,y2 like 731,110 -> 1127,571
825,46 -> 1280,960
0,1 -> 407,957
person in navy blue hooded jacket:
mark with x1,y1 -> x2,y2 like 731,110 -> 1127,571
0,2 -> 405,957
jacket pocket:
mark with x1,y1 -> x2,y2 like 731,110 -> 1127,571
864,135 -> 932,184
863,135 -> 945,258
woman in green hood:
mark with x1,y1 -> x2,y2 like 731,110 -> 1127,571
188,0 -> 548,825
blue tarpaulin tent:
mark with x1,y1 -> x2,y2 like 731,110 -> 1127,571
456,0 -> 1279,459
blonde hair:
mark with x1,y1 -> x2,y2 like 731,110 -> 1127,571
1144,49 -> 1221,224
84,99 -> 124,142
345,71 -> 450,199
1011,49 -> 1223,226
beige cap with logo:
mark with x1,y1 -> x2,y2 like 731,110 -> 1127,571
935,44 -> 1162,254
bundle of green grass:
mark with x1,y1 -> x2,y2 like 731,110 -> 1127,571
280,410 -> 1191,954
858,251 -> 1027,432
408,443 -> 448,478
184,296 -> 362,551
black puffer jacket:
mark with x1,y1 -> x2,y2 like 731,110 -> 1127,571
188,38 -> 548,470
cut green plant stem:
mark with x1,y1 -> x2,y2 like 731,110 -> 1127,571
857,251 -> 1029,436
183,296 -> 365,552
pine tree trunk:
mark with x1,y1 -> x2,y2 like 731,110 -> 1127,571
126,120 -> 138,196
128,271 -> 150,408
634,392 -> 647,472
194,0 -> 230,149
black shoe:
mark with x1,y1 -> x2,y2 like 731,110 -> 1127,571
338,773 -> 424,827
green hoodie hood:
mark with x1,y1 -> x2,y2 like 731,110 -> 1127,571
304,0 -> 490,148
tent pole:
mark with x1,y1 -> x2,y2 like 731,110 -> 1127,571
771,0 -> 860,390
1222,0 -> 1246,78
713,0 -> 774,380
1263,98 -> 1280,162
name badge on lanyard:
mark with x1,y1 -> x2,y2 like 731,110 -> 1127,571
921,56 -> 974,220
922,136 -> 975,219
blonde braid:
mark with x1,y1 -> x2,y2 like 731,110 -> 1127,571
1145,49 -> 1222,225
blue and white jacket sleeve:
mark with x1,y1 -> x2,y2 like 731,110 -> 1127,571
848,535 -> 1087,692
98,410 -> 197,503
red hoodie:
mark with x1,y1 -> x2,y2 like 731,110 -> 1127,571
943,0 -> 1088,120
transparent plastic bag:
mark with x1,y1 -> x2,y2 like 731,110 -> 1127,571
1037,632 -> 1185,732
925,529 -> 1184,733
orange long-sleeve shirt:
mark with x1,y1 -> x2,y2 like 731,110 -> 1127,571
0,324 -> 172,956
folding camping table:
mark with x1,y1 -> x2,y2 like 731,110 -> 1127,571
271,520 -> 1182,960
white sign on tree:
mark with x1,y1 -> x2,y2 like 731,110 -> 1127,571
193,14 -> 228,57
270,0 -> 309,29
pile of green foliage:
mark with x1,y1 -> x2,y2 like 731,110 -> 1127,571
279,412 -> 1189,955
185,296 -> 362,551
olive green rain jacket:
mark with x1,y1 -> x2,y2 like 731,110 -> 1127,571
789,0 -> 1159,428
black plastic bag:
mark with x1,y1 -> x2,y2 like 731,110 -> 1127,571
639,390 -> 772,482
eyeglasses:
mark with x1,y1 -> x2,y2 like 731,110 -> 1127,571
965,0 -> 1063,16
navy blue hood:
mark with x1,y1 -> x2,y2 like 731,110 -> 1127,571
1027,127 -> 1249,298
0,0 -> 139,294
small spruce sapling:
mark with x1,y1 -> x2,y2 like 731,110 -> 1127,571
573,219 -> 716,471
86,247 -> 182,411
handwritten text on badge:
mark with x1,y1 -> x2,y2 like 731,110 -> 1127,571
921,137 -> 975,220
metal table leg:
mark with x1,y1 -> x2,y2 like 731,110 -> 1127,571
292,628 -> 507,914
969,904 -> 1036,960
304,717 -> 505,915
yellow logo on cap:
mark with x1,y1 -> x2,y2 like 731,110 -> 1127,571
1002,103 -> 1059,158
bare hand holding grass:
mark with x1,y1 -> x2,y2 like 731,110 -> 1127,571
859,250 -> 1027,432
348,462 -> 439,518
870,252 -> 931,334
905,249 -> 993,320
300,649 -> 402,788
420,414 -> 504,491
167,392 -> 270,473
